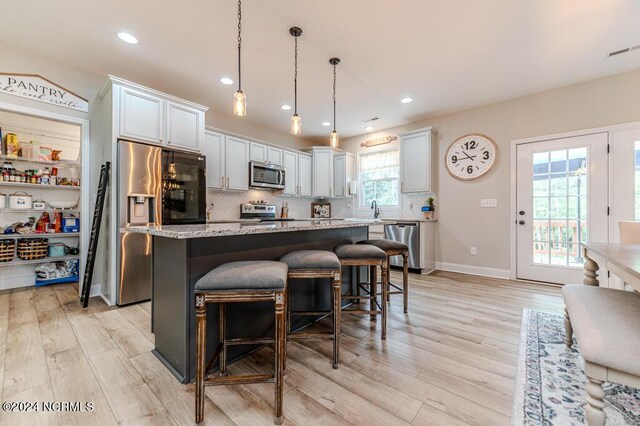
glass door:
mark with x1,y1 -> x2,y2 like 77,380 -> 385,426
516,133 -> 608,284
162,150 -> 206,224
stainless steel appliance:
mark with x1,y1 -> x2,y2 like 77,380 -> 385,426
117,141 -> 206,305
161,150 -> 206,225
117,140 -> 162,305
384,221 -> 420,269
249,161 -> 285,190
240,202 -> 295,222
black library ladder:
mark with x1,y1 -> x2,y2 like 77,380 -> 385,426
81,162 -> 110,308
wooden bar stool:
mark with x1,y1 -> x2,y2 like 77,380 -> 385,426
280,250 -> 342,368
334,244 -> 388,340
358,239 -> 410,313
194,261 -> 287,425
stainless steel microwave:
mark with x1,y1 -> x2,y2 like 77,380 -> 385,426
249,161 -> 286,190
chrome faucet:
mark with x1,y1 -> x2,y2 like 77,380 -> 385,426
371,200 -> 380,219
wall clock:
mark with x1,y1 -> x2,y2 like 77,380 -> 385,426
445,134 -> 498,181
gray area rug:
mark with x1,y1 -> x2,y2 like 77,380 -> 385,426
512,309 -> 640,425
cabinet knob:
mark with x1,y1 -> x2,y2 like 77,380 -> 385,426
226,177 -> 229,188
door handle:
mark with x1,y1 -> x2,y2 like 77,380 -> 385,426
519,211 -> 525,215
518,220 -> 525,225
226,177 -> 230,188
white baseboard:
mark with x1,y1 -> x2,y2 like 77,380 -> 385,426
435,261 -> 511,280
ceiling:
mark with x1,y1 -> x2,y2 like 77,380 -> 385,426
1,0 -> 640,142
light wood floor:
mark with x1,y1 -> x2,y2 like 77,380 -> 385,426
0,271 -> 563,426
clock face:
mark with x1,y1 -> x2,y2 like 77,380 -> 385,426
446,134 -> 497,180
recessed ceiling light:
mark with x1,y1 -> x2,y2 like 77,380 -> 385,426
365,126 -> 373,131
281,104 -> 292,111
401,97 -> 413,104
322,121 -> 331,127
220,77 -> 234,85
117,32 -> 138,44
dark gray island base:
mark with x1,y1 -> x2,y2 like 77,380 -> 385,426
128,221 -> 373,383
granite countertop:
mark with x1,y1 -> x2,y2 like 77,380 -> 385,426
126,220 -> 391,239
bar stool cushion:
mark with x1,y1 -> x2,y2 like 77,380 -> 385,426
280,250 -> 341,270
358,239 -> 408,252
195,261 -> 287,292
334,244 -> 386,260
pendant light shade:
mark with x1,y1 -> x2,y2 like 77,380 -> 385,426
290,27 -> 303,135
330,130 -> 339,148
329,57 -> 340,147
291,113 -> 302,135
233,90 -> 246,116
233,0 -> 246,116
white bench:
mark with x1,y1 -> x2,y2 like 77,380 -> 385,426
563,284 -> 640,425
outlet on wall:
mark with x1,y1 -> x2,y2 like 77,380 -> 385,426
470,247 -> 477,256
480,199 -> 498,208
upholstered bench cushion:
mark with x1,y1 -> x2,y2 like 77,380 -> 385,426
358,239 -> 408,252
280,250 -> 341,270
563,284 -> 640,376
334,244 -> 386,259
195,261 -> 287,292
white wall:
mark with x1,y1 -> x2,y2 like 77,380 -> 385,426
342,69 -> 640,274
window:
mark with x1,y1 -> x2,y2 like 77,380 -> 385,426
359,149 -> 400,208
635,141 -> 640,220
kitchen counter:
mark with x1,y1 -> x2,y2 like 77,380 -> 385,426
145,220 -> 374,383
127,219 -> 388,239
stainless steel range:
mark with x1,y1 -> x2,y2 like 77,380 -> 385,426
240,203 -> 294,222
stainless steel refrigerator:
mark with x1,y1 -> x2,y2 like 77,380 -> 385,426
117,140 -> 162,305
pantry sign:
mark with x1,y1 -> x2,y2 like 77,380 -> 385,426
0,73 -> 88,112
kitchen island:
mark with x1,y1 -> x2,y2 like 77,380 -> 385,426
127,220 -> 380,383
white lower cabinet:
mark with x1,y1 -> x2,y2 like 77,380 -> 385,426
298,154 -> 312,197
204,131 -> 249,191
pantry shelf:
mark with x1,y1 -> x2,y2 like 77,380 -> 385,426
0,209 -> 79,214
0,182 -> 80,190
0,155 -> 80,167
0,255 -> 80,267
0,233 -> 80,239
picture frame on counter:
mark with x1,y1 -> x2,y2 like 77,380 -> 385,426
311,202 -> 331,218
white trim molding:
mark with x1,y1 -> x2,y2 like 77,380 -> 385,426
435,261 -> 511,280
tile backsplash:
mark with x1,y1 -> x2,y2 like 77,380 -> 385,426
206,190 -> 433,221
206,189 -> 352,220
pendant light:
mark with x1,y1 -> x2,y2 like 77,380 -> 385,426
289,27 -> 303,135
329,57 -> 340,147
233,0 -> 246,116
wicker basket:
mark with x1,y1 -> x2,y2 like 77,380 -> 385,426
0,239 -> 15,262
17,238 -> 49,260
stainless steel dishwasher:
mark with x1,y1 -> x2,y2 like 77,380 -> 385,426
384,222 -> 420,269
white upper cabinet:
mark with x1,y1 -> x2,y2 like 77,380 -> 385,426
298,154 -> 312,197
203,131 -> 225,189
283,151 -> 298,195
267,147 -> 283,166
400,127 -> 433,193
333,153 -> 354,198
312,147 -> 334,197
119,87 -> 164,144
225,136 -> 250,191
250,142 -> 268,162
166,102 -> 203,152
107,76 -> 207,153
